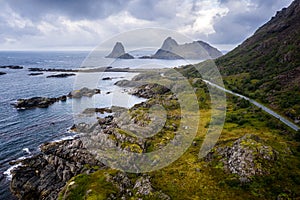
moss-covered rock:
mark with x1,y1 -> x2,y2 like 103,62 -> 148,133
214,134 -> 278,182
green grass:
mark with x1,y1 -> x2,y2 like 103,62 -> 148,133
59,74 -> 300,200
58,169 -> 118,200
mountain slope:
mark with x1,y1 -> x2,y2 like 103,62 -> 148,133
215,0 -> 300,123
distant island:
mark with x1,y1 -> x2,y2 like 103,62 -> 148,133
141,37 -> 223,60
105,42 -> 134,59
106,38 -> 222,60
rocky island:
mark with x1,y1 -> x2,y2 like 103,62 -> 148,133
0,65 -> 23,69
106,42 -> 134,59
147,37 -> 223,60
12,87 -> 101,109
46,73 -> 76,78
28,72 -> 43,76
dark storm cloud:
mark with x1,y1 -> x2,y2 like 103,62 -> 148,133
127,0 -> 177,21
5,0 -> 128,21
0,0 -> 295,50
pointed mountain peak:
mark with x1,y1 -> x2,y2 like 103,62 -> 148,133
106,42 -> 125,58
161,37 -> 178,50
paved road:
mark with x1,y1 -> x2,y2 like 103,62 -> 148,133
203,80 -> 300,131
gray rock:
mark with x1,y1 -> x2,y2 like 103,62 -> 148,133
10,139 -> 104,200
68,87 -> 100,98
215,134 -> 278,182
114,80 -> 144,87
106,42 -> 134,59
46,73 -> 76,78
133,176 -> 153,195
152,37 -> 223,60
0,65 -> 23,69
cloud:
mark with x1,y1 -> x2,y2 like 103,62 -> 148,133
206,0 -> 294,44
5,0 -> 128,21
0,0 -> 295,50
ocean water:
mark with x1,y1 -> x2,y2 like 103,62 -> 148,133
0,51 -> 201,199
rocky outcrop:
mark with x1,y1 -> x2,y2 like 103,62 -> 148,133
114,79 -> 145,87
67,87 -> 100,98
105,173 -> 170,200
28,73 -> 43,76
138,55 -> 153,59
82,107 -> 112,114
10,139 -> 104,200
9,83 -> 174,199
106,42 -> 134,59
46,73 -> 76,78
207,134 -> 278,183
0,65 -> 23,69
13,88 -> 100,109
130,83 -> 170,98
152,49 -> 183,59
0,72 -> 7,75
118,53 -> 134,59
29,68 -> 78,72
13,97 -> 62,109
102,76 -> 125,81
152,37 -> 222,59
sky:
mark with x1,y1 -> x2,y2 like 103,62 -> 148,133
0,0 -> 294,51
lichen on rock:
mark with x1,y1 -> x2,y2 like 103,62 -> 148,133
208,134 -> 278,182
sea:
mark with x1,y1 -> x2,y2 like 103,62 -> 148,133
0,51 -> 202,199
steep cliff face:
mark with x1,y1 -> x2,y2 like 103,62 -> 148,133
215,0 -> 300,123
152,37 -> 223,60
106,42 -> 134,59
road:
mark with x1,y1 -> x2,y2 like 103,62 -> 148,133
203,80 -> 300,131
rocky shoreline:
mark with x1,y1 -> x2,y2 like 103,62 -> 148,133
8,82 -> 171,199
10,138 -> 105,199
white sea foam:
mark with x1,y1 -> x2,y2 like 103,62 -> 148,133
51,135 -> 78,143
3,163 -> 22,180
22,148 -> 31,154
